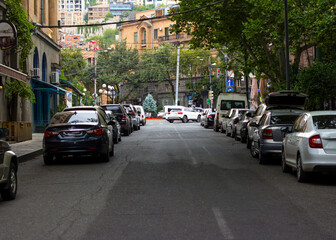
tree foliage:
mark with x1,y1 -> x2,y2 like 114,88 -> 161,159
170,0 -> 336,91
142,94 -> 157,113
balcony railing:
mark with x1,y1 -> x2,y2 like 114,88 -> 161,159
157,33 -> 190,43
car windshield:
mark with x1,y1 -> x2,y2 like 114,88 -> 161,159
104,106 -> 123,114
50,111 -> 98,124
220,100 -> 245,110
313,115 -> 336,129
270,114 -> 300,125
171,109 -> 182,112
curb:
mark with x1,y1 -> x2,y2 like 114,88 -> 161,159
18,149 -> 43,163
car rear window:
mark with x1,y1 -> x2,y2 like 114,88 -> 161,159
270,114 -> 300,125
50,111 -> 98,124
104,106 -> 123,114
220,100 -> 245,110
313,115 -> 336,129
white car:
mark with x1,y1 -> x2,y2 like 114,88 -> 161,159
166,107 -> 202,123
282,111 -> 336,182
134,105 -> 146,126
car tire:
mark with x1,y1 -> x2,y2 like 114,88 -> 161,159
297,155 -> 308,182
197,115 -> 201,122
214,122 -> 219,132
183,115 -> 188,123
169,119 -> 174,123
226,127 -> 231,136
234,130 -> 239,141
204,123 -> 208,128
44,155 -> 54,165
143,120 -> 146,126
250,141 -> 258,158
241,131 -> 246,143
102,144 -> 110,162
1,162 -> 17,201
118,134 -> 122,142
124,128 -> 129,136
258,148 -> 266,165
247,137 -> 252,149
282,150 -> 291,173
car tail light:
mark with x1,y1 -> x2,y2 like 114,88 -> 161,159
87,128 -> 103,135
132,110 -> 135,116
44,130 -> 58,138
207,115 -> 213,119
309,135 -> 323,148
142,115 -> 144,118
262,129 -> 273,139
178,112 -> 183,114
216,112 -> 219,120
122,114 -> 127,121
168,112 -> 171,115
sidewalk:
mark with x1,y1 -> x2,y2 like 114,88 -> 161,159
10,133 -> 44,163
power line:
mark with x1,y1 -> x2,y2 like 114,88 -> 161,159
40,0 -> 228,29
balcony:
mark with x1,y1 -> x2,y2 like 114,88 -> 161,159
157,33 -> 191,43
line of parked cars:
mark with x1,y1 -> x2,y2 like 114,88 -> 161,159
43,104 -> 146,165
205,91 -> 336,183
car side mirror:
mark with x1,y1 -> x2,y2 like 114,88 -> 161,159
0,128 -> 9,139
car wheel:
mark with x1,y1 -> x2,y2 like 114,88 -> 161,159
138,124 -> 141,130
113,135 -> 118,144
234,130 -> 239,141
183,115 -> 188,123
258,148 -> 266,165
197,115 -> 201,122
204,123 -> 208,128
124,128 -> 129,136
250,141 -> 258,158
282,150 -> 291,173
44,155 -> 54,165
102,144 -> 110,162
143,120 -> 146,126
240,131 -> 246,143
169,119 -> 174,123
297,155 -> 308,182
214,122 -> 219,132
247,137 -> 252,149
118,134 -> 122,142
1,162 -> 17,201
226,127 -> 231,136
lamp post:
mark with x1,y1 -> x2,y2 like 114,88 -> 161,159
98,88 -> 103,105
108,85 -> 115,104
83,88 -> 87,105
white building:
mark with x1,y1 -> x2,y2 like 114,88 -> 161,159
144,0 -> 179,6
58,0 -> 85,18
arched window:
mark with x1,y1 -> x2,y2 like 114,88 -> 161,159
42,53 -> 47,82
33,47 -> 39,68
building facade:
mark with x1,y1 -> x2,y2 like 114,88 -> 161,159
110,1 -> 134,16
88,4 -> 110,22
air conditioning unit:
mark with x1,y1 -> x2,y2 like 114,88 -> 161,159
32,68 -> 40,78
158,27 -> 162,31
51,71 -> 59,84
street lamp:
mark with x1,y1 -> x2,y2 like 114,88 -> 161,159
108,85 -> 115,104
83,88 -> 87,105
99,88 -> 103,105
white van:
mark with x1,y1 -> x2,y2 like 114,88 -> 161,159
163,105 -> 184,119
214,93 -> 248,132
134,105 -> 146,126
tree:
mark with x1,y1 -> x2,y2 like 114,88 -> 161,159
142,94 -> 157,113
105,13 -> 114,21
170,0 -> 336,91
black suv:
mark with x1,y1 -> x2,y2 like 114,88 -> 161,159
101,104 -> 132,136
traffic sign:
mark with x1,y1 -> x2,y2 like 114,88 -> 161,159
227,78 -> 233,86
227,87 -> 233,92
188,95 -> 193,101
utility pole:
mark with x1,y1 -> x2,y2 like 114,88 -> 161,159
175,46 -> 180,106
209,56 -> 212,109
245,49 -> 250,108
94,42 -> 97,103
284,0 -> 290,90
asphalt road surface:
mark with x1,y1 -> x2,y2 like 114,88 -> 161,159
1,120 -> 336,240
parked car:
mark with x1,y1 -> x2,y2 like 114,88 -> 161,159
234,110 -> 254,143
249,109 -> 304,164
220,108 -> 238,134
123,104 -> 140,131
247,91 -> 307,149
101,104 -> 132,136
203,109 -> 216,128
200,108 -> 211,126
282,111 -> 336,182
157,110 -> 165,118
134,105 -> 146,126
163,105 -> 184,119
214,93 -> 248,132
43,109 -> 114,164
105,110 -> 121,144
225,108 -> 250,137
166,106 -> 202,123
0,128 -> 18,200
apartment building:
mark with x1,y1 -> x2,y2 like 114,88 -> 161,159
88,4 -> 110,22
110,1 -> 134,16
144,0 -> 179,6
58,0 -> 85,16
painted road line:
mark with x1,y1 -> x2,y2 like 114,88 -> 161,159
212,207 -> 234,239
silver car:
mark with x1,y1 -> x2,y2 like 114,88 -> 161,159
250,109 -> 304,164
282,111 -> 336,182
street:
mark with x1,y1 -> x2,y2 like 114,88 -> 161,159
1,120 -> 336,240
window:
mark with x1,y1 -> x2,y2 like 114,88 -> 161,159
313,115 -> 336,129
134,32 -> 138,43
143,30 -> 147,44
154,29 -> 158,39
165,27 -> 169,40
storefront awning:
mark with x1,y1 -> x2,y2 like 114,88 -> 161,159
0,63 -> 27,82
59,78 -> 84,96
31,78 -> 70,95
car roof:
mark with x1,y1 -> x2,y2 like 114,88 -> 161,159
306,111 -> 336,116
63,106 -> 104,111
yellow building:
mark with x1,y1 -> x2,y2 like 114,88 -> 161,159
88,4 -> 110,22
119,6 -> 192,53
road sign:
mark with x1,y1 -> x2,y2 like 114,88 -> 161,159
227,78 -> 233,86
188,95 -> 193,101
227,87 -> 233,92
